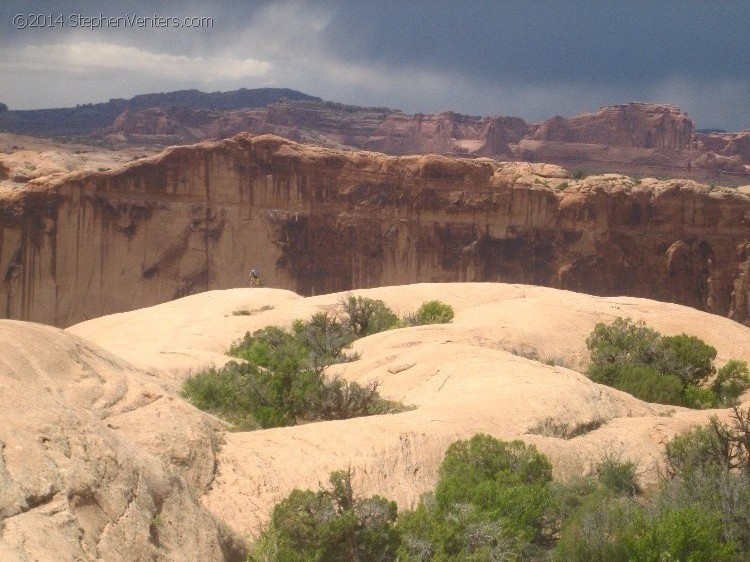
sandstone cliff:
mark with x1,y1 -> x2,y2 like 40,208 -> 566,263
696,130 -> 750,170
1,133 -> 750,328
530,103 -> 694,150
520,103 -> 707,172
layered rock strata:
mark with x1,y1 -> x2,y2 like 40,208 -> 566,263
1,134 -> 749,328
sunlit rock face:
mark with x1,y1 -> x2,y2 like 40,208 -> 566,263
1,133 -> 749,328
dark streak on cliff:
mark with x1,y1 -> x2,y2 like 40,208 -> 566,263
1,133 -> 749,327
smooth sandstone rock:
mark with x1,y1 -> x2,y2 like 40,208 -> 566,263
0,320 -> 246,561
67,284 -> 750,537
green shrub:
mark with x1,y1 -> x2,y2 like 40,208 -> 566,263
585,317 -> 662,367
436,436 -> 553,506
598,457 -> 640,496
586,362 -> 622,387
184,312 -> 399,429
181,362 -> 262,430
667,406 -> 750,477
585,317 -> 738,409
413,300 -> 455,325
340,295 -> 399,337
665,425 -> 729,476
682,384 -> 719,409
624,506 -> 735,562
657,334 -> 717,387
660,409 -> 750,552
556,475 -> 738,561
252,469 -> 400,562
712,360 -> 750,405
613,365 -> 685,406
658,462 -> 750,554
399,435 -> 556,560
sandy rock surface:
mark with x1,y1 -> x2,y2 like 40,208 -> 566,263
68,283 -> 750,537
0,132 -> 157,192
0,320 -> 246,561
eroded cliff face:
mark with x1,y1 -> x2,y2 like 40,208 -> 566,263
105,100 -> 750,180
1,133 -> 750,327
530,103 -> 694,150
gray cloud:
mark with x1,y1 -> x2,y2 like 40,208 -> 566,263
0,0 -> 748,130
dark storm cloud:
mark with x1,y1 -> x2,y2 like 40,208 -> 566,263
323,1 -> 750,86
0,1 -> 748,130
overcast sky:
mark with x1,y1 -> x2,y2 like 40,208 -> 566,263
1,1 -> 749,130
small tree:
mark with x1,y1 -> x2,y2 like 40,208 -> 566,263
340,295 -> 399,337
712,360 -> 750,406
413,300 -> 455,325
656,334 -> 717,388
585,317 -> 662,368
292,312 -> 354,375
252,469 -> 399,562
585,317 -> 738,409
399,435 -> 556,560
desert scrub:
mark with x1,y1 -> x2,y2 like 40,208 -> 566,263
398,435 -> 557,560
528,417 -> 604,439
181,363 -> 262,429
251,469 -> 400,562
183,305 -> 406,429
183,296 -> 456,429
251,419 -> 750,560
402,300 -> 455,326
340,295 -> 399,337
585,317 -> 749,408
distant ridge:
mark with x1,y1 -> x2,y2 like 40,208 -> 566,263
121,87 -> 321,112
0,88 -> 746,180
0,87 -> 320,137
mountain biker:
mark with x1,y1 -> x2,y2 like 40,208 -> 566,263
249,267 -> 261,287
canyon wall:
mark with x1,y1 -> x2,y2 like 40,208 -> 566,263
1,133 -> 750,328
530,104 -> 694,149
